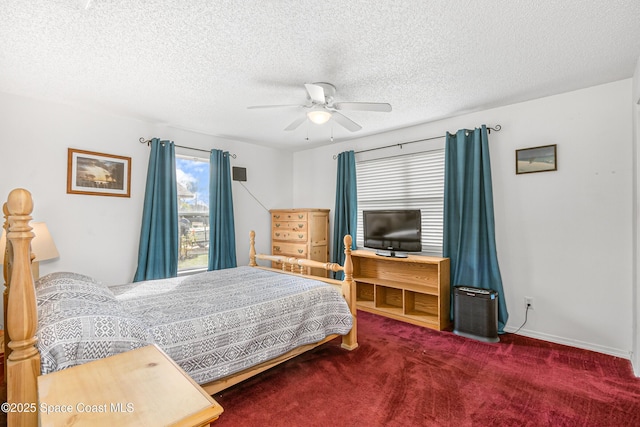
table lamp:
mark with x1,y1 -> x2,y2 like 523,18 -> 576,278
0,221 -> 59,280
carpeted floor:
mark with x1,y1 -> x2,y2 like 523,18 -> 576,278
212,311 -> 640,427
2,311 -> 638,426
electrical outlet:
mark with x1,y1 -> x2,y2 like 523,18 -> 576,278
524,296 -> 534,310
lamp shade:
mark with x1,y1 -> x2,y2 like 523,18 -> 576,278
0,222 -> 59,265
31,222 -> 59,262
307,109 -> 332,125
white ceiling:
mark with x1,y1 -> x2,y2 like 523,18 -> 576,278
1,1 -> 639,150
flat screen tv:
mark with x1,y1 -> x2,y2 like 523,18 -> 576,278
363,209 -> 422,257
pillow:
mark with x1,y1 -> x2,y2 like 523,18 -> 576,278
37,271 -> 102,287
36,272 -> 116,305
36,275 -> 153,375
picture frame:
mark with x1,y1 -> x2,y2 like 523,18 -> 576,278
515,144 -> 557,175
67,148 -> 131,197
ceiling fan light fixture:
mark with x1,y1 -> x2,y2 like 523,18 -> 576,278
307,109 -> 332,125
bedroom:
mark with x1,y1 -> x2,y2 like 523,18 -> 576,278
0,0 -> 640,424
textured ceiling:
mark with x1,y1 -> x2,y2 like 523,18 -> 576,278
1,1 -> 640,150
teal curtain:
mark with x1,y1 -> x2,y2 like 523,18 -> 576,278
208,149 -> 237,270
443,125 -> 508,332
332,150 -> 357,279
134,138 -> 178,281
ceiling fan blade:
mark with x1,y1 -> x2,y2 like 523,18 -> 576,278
247,104 -> 302,109
331,112 -> 362,132
284,116 -> 307,131
334,102 -> 392,112
304,83 -> 326,104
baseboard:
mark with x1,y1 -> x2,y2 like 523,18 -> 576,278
503,326 -> 632,360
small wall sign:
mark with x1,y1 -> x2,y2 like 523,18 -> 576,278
515,144 -> 557,175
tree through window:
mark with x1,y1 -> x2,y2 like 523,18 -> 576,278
177,156 -> 210,271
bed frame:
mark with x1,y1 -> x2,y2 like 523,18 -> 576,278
2,188 -> 358,426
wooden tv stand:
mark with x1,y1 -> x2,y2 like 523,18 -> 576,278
352,250 -> 450,330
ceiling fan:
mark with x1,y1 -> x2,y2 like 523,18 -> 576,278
247,82 -> 392,132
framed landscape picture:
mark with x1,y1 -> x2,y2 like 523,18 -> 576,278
516,144 -> 557,175
67,148 -> 131,197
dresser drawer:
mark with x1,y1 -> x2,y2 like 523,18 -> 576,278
272,212 -> 308,221
272,220 -> 308,232
272,242 -> 307,257
271,261 -> 300,272
273,230 -> 308,242
269,208 -> 329,278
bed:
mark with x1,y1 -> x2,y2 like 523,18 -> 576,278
2,188 -> 358,426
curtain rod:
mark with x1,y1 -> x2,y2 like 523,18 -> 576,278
332,125 -> 501,159
138,137 -> 237,158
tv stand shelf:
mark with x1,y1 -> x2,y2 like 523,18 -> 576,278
352,250 -> 450,330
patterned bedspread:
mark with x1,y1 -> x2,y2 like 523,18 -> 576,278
36,267 -> 353,385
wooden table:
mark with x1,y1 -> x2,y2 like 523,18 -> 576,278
37,345 -> 224,426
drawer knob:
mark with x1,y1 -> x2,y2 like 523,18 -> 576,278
298,249 -> 303,254
275,223 -> 281,227
274,215 -> 280,219
298,234 -> 304,238
298,214 -> 304,219
298,224 -> 304,228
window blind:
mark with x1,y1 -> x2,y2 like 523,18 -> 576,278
356,149 -> 445,256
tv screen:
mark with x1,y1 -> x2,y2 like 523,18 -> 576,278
363,209 -> 422,255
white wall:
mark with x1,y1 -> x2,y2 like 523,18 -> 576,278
632,56 -> 640,375
2,80 -> 635,360
293,79 -> 634,359
0,92 -> 292,289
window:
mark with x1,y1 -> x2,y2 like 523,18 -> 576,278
176,156 -> 210,272
356,149 -> 445,256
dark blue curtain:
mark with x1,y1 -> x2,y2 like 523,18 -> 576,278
208,149 -> 237,270
443,125 -> 508,332
134,138 -> 178,281
332,150 -> 357,279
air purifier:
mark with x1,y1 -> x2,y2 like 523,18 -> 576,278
453,286 -> 499,343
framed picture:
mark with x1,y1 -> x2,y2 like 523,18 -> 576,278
515,144 -> 557,175
67,148 -> 131,197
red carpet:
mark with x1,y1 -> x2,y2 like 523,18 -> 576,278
213,311 -> 640,427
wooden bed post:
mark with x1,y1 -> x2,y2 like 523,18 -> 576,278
341,235 -> 358,350
249,230 -> 257,267
6,188 -> 40,427
3,202 -> 12,378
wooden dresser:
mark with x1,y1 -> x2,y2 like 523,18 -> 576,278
270,208 -> 330,277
